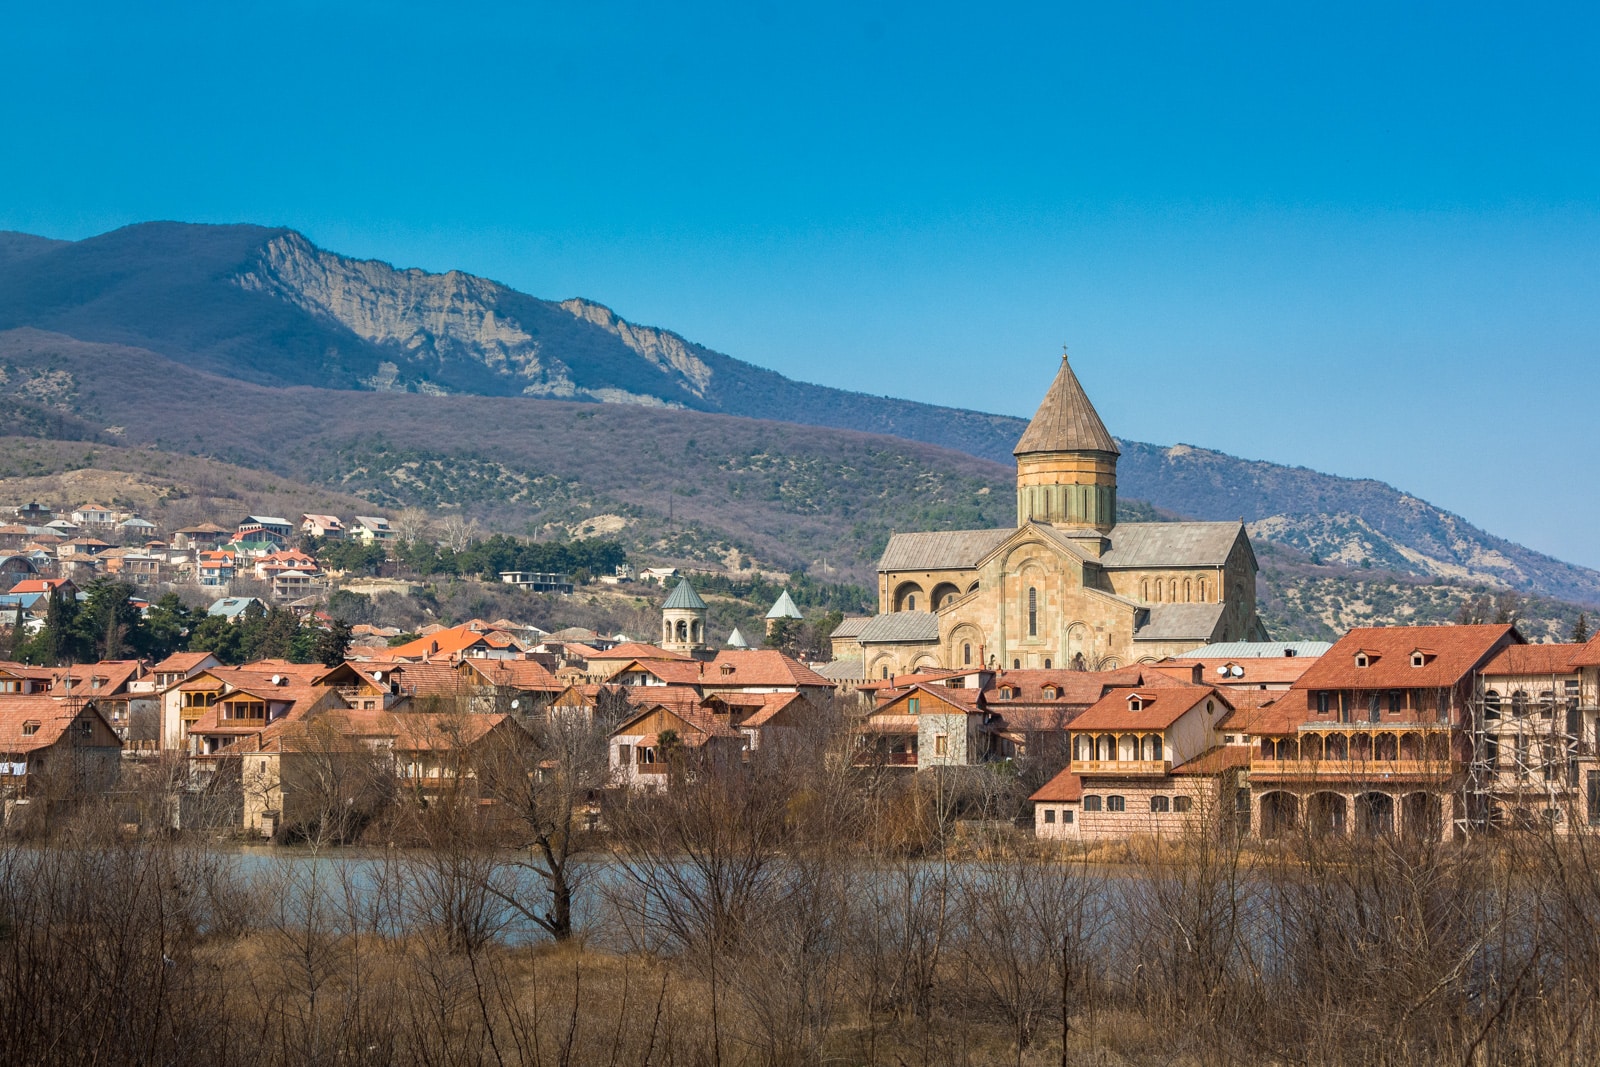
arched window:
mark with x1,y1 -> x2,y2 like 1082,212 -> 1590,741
1149,736 -> 1163,761
963,642 -> 972,666
907,594 -> 916,611
1141,579 -> 1149,601
1013,659 -> 1021,669
1170,579 -> 1179,602
1198,578 -> 1207,601
1044,659 -> 1051,669
1106,795 -> 1126,812
1154,581 -> 1163,603
1083,795 -> 1103,812
1028,587 -> 1038,636
1484,689 -> 1501,720
1512,690 -> 1528,717
1073,653 -> 1086,672
1184,579 -> 1192,603
1150,796 -> 1170,813
1174,796 -> 1193,813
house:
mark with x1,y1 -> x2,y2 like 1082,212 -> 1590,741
1474,641 -> 1598,833
70,503 -> 118,527
581,641 -> 691,683
208,596 -> 264,620
117,516 -> 158,537
102,551 -> 161,586
197,549 -> 238,587
350,516 -> 394,544
1150,652 -> 1320,691
236,516 -> 293,544
173,522 -> 231,550
0,553 -> 38,593
238,710 -> 527,837
498,571 -> 575,593
1031,768 -> 1084,839
14,503 -> 51,524
0,697 -> 122,803
186,676 -> 344,757
455,657 -> 563,714
46,661 -> 149,741
1248,624 -> 1520,839
386,622 -> 527,663
605,649 -> 836,701
1065,684 -> 1240,839
301,514 -> 346,540
608,700 -> 746,789
152,652 -> 223,750
254,549 -> 323,601
58,537 -> 111,559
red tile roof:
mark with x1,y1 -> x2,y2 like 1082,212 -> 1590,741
0,697 -> 112,752
1029,768 -> 1083,803
1171,745 -> 1252,775
1069,685 -> 1231,732
151,651 -> 217,674
586,642 -> 691,662
611,650 -> 834,689
1292,625 -> 1517,691
1152,657 -> 1315,687
459,658 -> 561,691
1481,643 -> 1583,676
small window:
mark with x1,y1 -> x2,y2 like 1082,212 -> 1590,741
617,743 -> 632,764
1044,659 -> 1051,669
1044,808 -> 1056,824
933,734 -> 947,756
1388,690 -> 1403,714
1355,653 -> 1369,668
1368,693 -> 1382,723
1317,692 -> 1331,714
1061,810 -> 1074,824
1083,795 -> 1103,812
1106,795 -> 1126,813
1013,659 -> 1021,670
21,721 -> 39,736
907,594 -> 916,611
1484,690 -> 1501,720
1028,587 -> 1038,637
1150,796 -> 1170,813
1174,796 -> 1193,813
907,697 -> 919,714
1128,696 -> 1144,712
1411,652 -> 1425,667
963,642 -> 972,666
881,666 -> 889,680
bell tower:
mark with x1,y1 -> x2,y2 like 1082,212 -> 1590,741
1014,350 -> 1119,536
661,579 -> 708,654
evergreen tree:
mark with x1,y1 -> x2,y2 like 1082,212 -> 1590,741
313,619 -> 354,667
73,579 -> 145,661
142,593 -> 196,660
1573,613 -> 1590,644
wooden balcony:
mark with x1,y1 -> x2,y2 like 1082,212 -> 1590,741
1250,758 -> 1456,783
635,763 -> 668,775
1073,759 -> 1171,777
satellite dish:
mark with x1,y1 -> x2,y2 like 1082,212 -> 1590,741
371,671 -> 383,682
270,675 -> 283,685
1216,666 -> 1230,677
510,699 -> 520,710
1230,665 -> 1245,678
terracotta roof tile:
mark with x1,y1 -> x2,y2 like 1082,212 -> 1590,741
1069,685 -> 1231,732
1029,768 -> 1084,803
1292,625 -> 1517,690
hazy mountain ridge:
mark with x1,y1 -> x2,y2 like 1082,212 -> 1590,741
1,221 -> 1597,607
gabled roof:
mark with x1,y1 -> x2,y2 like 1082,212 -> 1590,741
1013,356 -> 1119,456
1029,768 -> 1083,803
1101,522 -> 1248,569
0,698 -> 115,752
877,529 -> 1012,573
766,590 -> 802,620
984,666 -> 1190,706
856,612 -> 940,644
611,650 -> 834,689
458,657 -> 562,691
387,624 -> 520,660
1070,684 -> 1231,732
663,580 -> 706,611
151,650 -> 218,675
1293,625 -> 1518,691
1152,657 -> 1315,687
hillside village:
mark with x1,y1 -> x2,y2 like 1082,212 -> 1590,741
1,362 -> 1597,845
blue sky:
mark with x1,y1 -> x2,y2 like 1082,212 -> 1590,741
3,2 -> 1599,564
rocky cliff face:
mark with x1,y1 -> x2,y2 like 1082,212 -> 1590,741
234,233 -> 704,406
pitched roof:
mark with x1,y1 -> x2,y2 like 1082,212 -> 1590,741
985,666 -> 1191,707
877,529 -> 1012,572
1029,768 -> 1084,803
1152,657 -> 1315,687
585,642 -> 690,662
613,650 -> 834,689
0,697 -> 112,753
1070,685 -> 1231,732
459,658 -> 562,691
1481,643 -> 1583,676
856,612 -> 940,644
387,624 -> 518,660
1571,633 -> 1600,668
1101,522 -> 1246,569
1292,625 -> 1518,691
814,658 -> 865,681
662,580 -> 706,611
766,590 -> 803,620
726,626 -> 751,649
151,650 -> 217,674
1183,640 -> 1332,659
1013,356 -> 1119,456
1171,745 -> 1252,776
1134,603 -> 1229,643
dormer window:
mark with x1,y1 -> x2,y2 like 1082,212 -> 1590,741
1409,648 -> 1434,667
21,721 -> 38,736
1127,694 -> 1145,712
1355,652 -> 1371,668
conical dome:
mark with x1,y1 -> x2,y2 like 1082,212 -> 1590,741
663,579 -> 707,610
1013,355 -> 1119,457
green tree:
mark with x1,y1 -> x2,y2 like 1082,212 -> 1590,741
1573,612 -> 1590,644
72,579 -> 145,661
15,588 -> 85,665
245,606 -> 303,661
188,613 -> 246,664
313,619 -> 353,666
142,593 -> 196,660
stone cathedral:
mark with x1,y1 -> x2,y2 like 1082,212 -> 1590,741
849,354 -> 1267,679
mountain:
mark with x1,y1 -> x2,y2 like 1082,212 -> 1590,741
1,221 -> 1597,610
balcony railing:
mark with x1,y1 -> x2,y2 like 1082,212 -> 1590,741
1251,758 -> 1455,781
1073,759 -> 1170,776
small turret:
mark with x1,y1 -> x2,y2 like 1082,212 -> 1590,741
661,580 -> 707,653
1014,350 -> 1119,536
765,589 -> 803,636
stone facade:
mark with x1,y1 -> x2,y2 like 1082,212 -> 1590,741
854,356 -> 1265,679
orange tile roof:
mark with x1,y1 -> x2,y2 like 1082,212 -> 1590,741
1029,768 -> 1083,803
1481,643 -> 1583,676
586,642 -> 691,662
52,660 -> 144,696
1170,745 -> 1252,776
151,651 -> 217,674
984,666 -> 1190,706
1293,625 -> 1517,691
387,624 -> 522,660
460,658 -> 562,691
1152,657 -> 1315,687
0,697 -> 112,752
1069,685 -> 1231,732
